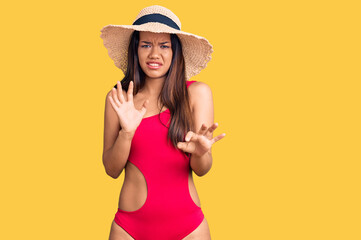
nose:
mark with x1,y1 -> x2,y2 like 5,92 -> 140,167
149,46 -> 160,59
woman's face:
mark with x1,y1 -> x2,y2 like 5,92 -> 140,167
138,31 -> 173,80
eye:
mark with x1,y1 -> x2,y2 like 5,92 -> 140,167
141,45 -> 151,48
161,45 -> 170,49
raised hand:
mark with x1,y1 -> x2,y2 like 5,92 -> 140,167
108,81 -> 149,134
176,123 -> 226,157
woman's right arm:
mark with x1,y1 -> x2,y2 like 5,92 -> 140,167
102,81 -> 148,179
102,90 -> 134,179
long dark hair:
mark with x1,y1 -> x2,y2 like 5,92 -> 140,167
113,30 -> 194,151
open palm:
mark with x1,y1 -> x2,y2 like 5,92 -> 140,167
108,81 -> 149,133
177,123 -> 226,157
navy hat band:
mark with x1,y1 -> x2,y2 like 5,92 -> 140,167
132,13 -> 180,30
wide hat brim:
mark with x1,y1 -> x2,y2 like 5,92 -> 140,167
100,22 -> 213,80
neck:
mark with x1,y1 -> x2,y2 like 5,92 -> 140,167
141,75 -> 167,97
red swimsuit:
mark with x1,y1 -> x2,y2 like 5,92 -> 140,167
113,80 -> 204,240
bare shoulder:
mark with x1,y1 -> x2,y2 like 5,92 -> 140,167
187,81 -> 213,111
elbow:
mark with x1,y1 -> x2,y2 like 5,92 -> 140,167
105,167 -> 122,179
102,153 -> 123,179
194,163 -> 212,177
193,153 -> 213,177
103,160 -> 123,179
194,167 -> 211,177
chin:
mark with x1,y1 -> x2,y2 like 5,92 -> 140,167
145,72 -> 168,79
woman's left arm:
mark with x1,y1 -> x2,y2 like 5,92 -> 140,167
177,82 -> 226,176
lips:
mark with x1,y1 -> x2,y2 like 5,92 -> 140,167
146,61 -> 162,69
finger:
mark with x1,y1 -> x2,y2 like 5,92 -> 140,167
117,81 -> 126,103
211,133 -> 226,144
177,141 -> 194,153
205,123 -> 218,138
108,94 -> 119,110
198,123 -> 208,135
186,131 -> 200,143
111,88 -> 121,107
127,81 -> 134,102
185,131 -> 195,142
177,142 -> 185,150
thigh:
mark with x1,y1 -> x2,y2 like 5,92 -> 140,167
182,217 -> 211,240
109,220 -> 135,240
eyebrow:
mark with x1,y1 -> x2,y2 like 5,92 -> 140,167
141,41 -> 170,44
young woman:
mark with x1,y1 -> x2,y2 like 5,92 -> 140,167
100,5 -> 226,240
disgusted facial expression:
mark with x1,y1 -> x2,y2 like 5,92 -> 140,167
138,31 -> 173,80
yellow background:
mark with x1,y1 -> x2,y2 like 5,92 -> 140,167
1,0 -> 360,239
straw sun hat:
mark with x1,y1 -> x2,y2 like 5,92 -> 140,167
100,5 -> 213,80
